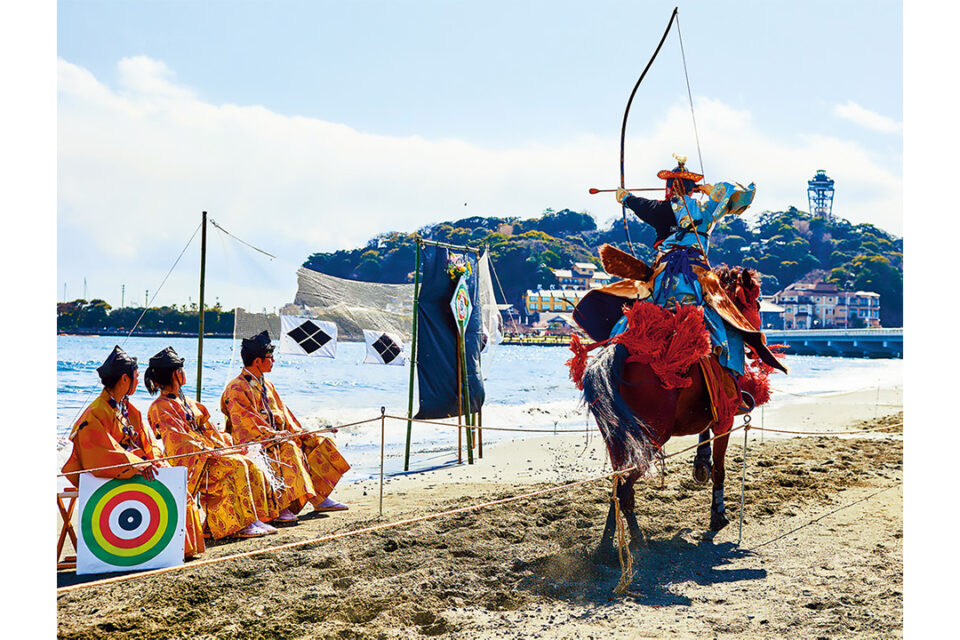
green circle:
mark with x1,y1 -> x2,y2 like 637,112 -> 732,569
80,476 -> 180,567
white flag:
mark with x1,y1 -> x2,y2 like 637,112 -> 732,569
362,330 -> 405,366
279,315 -> 337,358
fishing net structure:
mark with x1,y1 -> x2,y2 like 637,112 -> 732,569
233,308 -> 281,341
291,267 -> 415,342
232,255 -> 502,361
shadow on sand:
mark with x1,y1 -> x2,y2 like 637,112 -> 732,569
515,528 -> 766,607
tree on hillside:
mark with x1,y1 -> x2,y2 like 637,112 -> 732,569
828,255 -> 903,326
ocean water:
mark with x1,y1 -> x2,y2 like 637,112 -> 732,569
57,335 -> 902,482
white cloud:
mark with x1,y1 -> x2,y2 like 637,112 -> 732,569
58,57 -> 902,309
833,100 -> 902,133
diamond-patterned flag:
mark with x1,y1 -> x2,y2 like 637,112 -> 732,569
279,315 -> 337,358
362,330 -> 405,366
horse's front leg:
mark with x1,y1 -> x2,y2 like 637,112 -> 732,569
709,427 -> 731,531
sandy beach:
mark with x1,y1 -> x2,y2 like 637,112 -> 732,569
57,386 -> 903,639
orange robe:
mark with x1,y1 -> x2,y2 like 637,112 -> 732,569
61,390 -> 205,558
147,393 -> 279,539
220,371 -> 350,515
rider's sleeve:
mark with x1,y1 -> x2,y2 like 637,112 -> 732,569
623,195 -> 674,242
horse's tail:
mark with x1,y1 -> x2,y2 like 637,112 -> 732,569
582,342 -> 662,476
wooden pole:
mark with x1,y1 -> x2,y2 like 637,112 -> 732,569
461,331 -> 474,464
456,334 -> 462,464
379,406 -> 385,518
404,239 -> 422,471
196,211 -> 207,402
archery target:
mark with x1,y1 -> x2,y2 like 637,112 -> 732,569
76,468 -> 187,574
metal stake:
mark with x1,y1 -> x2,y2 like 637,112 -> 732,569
738,415 -> 751,546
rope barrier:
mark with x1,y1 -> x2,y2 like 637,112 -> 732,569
746,483 -> 900,552
59,413 -> 901,479
749,421 -> 902,437
56,416 -> 382,478
386,413 -> 599,434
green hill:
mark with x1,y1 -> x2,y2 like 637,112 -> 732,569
303,206 -> 904,327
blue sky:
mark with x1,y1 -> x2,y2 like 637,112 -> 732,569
54,0 -> 903,310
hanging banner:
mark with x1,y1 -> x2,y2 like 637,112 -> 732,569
278,315 -> 338,358
414,246 -> 485,419
363,330 -> 406,366
76,468 -> 187,575
449,275 -> 472,336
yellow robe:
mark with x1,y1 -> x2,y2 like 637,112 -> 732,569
220,371 -> 350,514
147,393 -> 279,539
61,390 -> 205,558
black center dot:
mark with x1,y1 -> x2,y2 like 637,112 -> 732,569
118,507 -> 143,531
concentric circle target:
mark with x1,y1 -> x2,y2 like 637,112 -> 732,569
80,477 -> 179,566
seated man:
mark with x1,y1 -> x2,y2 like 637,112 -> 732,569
61,345 -> 205,559
220,331 -> 350,524
144,346 -> 279,540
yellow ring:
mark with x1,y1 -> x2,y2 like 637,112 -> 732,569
90,482 -> 169,558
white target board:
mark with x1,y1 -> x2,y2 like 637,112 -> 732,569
76,468 -> 187,575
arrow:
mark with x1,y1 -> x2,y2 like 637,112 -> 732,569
589,188 -> 663,194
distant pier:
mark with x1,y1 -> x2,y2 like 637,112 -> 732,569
764,328 -> 902,358
502,328 -> 903,358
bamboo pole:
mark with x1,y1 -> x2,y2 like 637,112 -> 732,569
379,406 -> 386,517
461,330 -> 474,464
456,335 -> 462,464
404,239 -> 422,471
196,211 -> 207,402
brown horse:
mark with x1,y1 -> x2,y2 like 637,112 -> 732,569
573,266 -> 769,561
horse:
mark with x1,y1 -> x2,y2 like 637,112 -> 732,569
569,263 -> 772,562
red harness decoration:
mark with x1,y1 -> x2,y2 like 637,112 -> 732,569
615,302 -> 712,389
567,301 -> 712,392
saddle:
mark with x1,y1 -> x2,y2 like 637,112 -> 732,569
573,244 -> 787,374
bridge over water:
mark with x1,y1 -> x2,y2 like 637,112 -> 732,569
764,328 -> 902,358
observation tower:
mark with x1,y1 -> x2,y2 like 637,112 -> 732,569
807,169 -> 835,218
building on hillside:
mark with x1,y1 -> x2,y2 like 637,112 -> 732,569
523,286 -> 593,326
551,262 -> 612,289
772,281 -> 881,329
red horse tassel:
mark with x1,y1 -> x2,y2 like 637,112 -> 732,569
613,302 -> 712,389
567,301 -> 712,392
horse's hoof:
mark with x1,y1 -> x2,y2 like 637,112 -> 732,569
693,459 -> 712,485
709,511 -> 729,532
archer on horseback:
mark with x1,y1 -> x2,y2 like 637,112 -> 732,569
569,153 -> 788,546
612,153 -> 777,378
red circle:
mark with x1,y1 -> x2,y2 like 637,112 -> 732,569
97,489 -> 162,549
